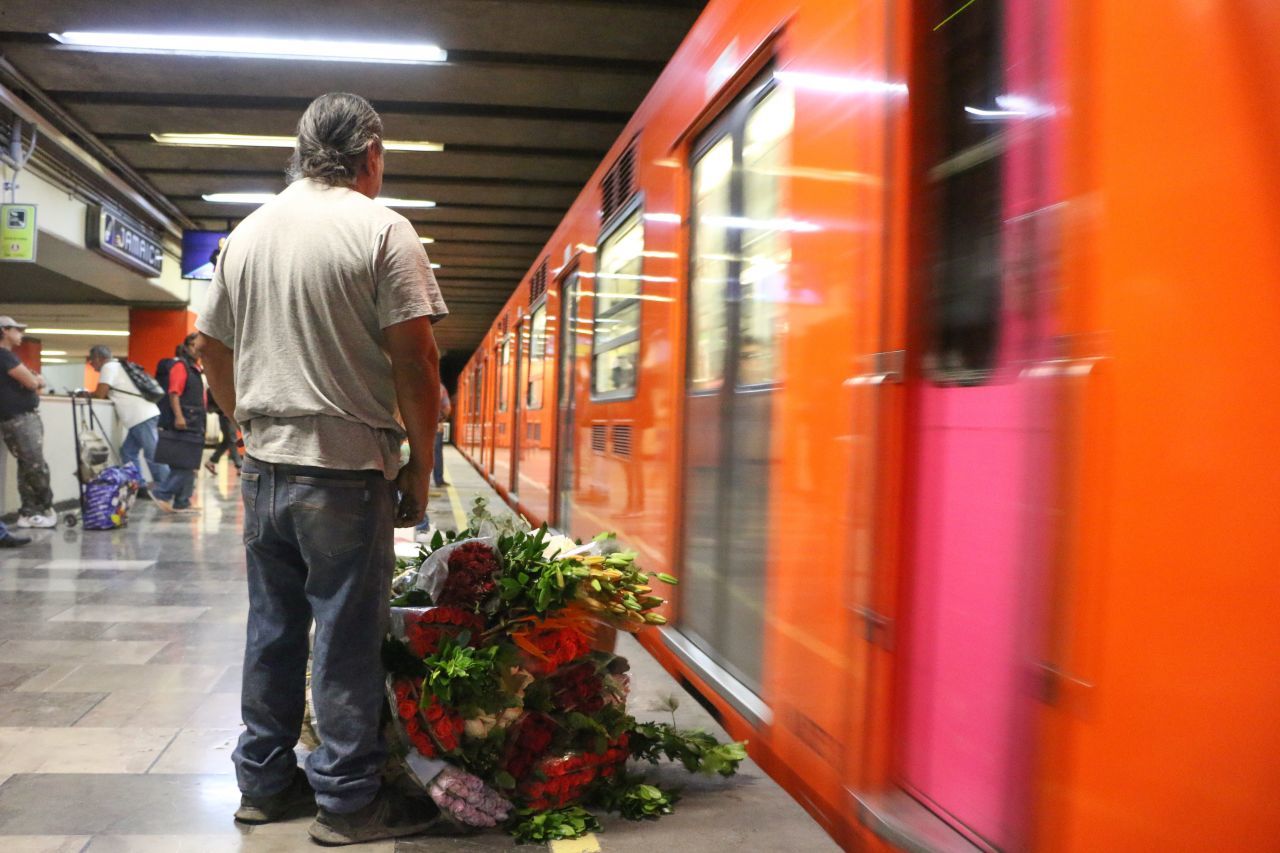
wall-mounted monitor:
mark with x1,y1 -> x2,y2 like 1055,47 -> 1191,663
181,230 -> 228,280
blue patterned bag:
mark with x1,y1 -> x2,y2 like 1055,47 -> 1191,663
82,463 -> 142,530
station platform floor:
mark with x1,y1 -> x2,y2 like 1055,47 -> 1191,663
0,446 -> 838,853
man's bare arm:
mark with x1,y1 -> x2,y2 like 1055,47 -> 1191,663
384,316 -> 441,527
196,334 -> 237,427
7,364 -> 43,392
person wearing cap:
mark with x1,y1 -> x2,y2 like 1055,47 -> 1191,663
0,317 -> 56,528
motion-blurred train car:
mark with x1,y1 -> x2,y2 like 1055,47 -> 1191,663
453,0 -> 1280,848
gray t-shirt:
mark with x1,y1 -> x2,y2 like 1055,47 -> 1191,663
196,178 -> 447,476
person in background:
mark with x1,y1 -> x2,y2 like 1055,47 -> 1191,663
87,344 -> 169,498
152,334 -> 206,513
155,350 -> 177,391
196,92 -> 449,845
413,382 -> 451,544
205,388 -> 241,474
433,382 -> 450,489
0,316 -> 56,528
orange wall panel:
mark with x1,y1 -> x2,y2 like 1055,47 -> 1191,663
129,308 -> 196,376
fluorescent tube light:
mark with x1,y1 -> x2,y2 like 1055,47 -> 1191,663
202,193 -> 436,208
25,328 -> 130,336
41,350 -> 67,356
51,32 -> 447,65
151,133 -> 442,152
430,263 -> 442,269
42,358 -> 69,364
419,237 -> 435,244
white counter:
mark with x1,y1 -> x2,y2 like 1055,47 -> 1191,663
0,395 -> 123,516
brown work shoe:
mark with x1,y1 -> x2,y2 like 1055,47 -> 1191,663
307,784 -> 449,846
234,767 -> 315,824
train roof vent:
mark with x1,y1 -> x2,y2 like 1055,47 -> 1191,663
611,423 -> 633,459
591,423 -> 608,454
601,139 -> 639,225
530,258 -> 548,304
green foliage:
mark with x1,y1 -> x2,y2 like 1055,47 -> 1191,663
494,525 -> 592,615
649,694 -> 681,727
381,636 -> 427,679
389,588 -> 432,608
628,722 -> 748,777
466,495 -> 528,539
509,805 -> 601,844
605,781 -> 680,821
419,636 -> 506,714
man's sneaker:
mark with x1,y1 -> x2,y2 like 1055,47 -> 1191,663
308,785 -> 443,846
234,768 -> 315,824
16,513 -> 56,529
0,534 -> 31,548
413,526 -> 436,544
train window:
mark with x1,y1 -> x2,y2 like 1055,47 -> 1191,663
526,303 -> 547,409
497,335 -> 511,412
739,86 -> 793,387
689,136 -> 734,392
925,0 -> 1006,383
591,207 -> 644,398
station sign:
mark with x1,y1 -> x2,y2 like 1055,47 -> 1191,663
0,203 -> 37,262
85,203 -> 164,277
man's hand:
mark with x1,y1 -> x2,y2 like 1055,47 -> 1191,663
394,458 -> 431,528
175,416 -> 188,431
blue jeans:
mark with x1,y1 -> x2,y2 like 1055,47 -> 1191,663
152,468 -> 194,506
433,430 -> 445,487
232,457 -> 396,813
121,416 -> 170,486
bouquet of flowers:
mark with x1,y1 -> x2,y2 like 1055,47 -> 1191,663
383,509 -> 747,841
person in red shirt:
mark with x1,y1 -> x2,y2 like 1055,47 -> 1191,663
152,334 -> 207,512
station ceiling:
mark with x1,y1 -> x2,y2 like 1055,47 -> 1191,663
0,0 -> 707,357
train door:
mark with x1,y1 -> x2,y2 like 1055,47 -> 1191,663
555,268 -> 581,531
492,333 -> 509,477
897,0 -> 1058,847
678,74 -> 793,697
510,319 -> 524,497
483,351 -> 496,476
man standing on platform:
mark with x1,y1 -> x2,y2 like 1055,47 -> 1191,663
0,317 -> 56,528
196,92 -> 448,846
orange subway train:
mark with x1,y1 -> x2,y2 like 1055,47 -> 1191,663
449,0 -> 1280,849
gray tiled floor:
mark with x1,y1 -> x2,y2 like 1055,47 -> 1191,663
0,447 -> 836,852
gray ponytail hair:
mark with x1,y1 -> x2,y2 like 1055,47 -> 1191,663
287,92 -> 383,186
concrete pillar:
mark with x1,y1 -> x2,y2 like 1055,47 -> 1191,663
13,337 -> 42,372
129,308 -> 195,376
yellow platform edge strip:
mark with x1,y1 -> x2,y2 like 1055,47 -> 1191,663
549,834 -> 602,853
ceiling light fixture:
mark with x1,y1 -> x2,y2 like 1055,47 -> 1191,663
202,192 -> 436,208
419,237 -> 435,244
42,358 -> 69,364
50,32 -> 448,65
41,350 -> 67,356
25,328 -> 129,337
151,133 -> 443,152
